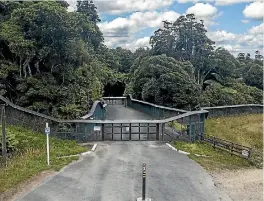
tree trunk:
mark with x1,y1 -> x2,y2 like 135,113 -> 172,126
23,60 -> 27,78
19,58 -> 22,78
28,63 -> 32,76
35,61 -> 40,73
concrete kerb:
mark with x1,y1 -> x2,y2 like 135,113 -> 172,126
91,143 -> 97,152
166,143 -> 190,155
58,143 -> 97,158
137,197 -> 152,201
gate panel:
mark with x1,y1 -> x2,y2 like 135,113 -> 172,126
102,122 -> 157,141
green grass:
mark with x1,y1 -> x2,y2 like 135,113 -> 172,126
174,114 -> 263,171
206,114 -> 263,149
167,121 -> 187,130
0,125 -> 87,193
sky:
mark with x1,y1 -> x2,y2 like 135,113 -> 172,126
67,0 -> 264,56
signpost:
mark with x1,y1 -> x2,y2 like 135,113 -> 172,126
45,123 -> 50,166
94,126 -> 101,131
242,150 -> 249,158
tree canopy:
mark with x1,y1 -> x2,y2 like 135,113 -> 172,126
0,3 -> 262,118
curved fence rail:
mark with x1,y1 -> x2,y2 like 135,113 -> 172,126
80,101 -> 106,120
126,94 -> 187,119
202,104 -> 263,118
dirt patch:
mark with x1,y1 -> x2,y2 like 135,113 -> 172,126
211,169 -> 263,201
0,170 -> 56,201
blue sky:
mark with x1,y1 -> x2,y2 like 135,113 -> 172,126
68,0 -> 263,56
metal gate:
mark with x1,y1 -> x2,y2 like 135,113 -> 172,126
103,123 -> 158,141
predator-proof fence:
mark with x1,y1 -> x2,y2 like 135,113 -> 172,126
202,104 -> 263,118
1,94 -> 262,143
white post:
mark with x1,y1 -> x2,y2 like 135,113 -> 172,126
46,122 -> 50,166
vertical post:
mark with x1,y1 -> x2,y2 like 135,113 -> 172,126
129,123 -> 132,141
139,123 -> 141,141
147,123 -> 149,140
46,122 -> 50,166
112,123 -> 114,140
1,104 -> 7,164
156,123 -> 159,140
121,123 -> 123,141
213,136 -> 216,149
102,124 -> 104,141
162,123 -> 164,141
142,163 -> 146,200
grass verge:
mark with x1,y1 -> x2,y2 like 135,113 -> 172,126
174,114 -> 262,171
174,141 -> 252,171
0,125 -> 87,193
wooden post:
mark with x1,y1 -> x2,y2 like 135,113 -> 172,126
213,136 -> 216,149
1,105 -> 7,164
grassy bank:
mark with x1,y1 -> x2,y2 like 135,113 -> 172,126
0,126 -> 87,193
174,114 -> 263,171
206,114 -> 263,149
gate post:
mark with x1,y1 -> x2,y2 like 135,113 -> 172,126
102,124 -> 104,141
161,123 -> 164,141
129,123 -> 132,140
156,123 -> 159,140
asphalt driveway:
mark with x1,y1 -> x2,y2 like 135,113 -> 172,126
16,142 -> 231,201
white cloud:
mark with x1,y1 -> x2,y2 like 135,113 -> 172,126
67,0 -> 173,14
241,19 -> 250,24
207,30 -> 236,42
208,23 -> 263,57
185,3 -> 220,28
178,0 -> 199,3
215,0 -> 255,6
67,6 -> 74,12
122,37 -> 151,51
99,11 -> 180,37
248,23 -> 264,35
186,3 -> 217,18
243,2 -> 264,20
100,10 -> 180,49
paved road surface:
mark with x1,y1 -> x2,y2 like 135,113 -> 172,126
106,105 -> 154,120
17,142 -> 231,201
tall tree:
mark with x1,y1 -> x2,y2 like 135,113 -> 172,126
150,14 -> 215,85
76,0 -> 103,49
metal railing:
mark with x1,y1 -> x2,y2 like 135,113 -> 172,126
202,104 -> 263,118
127,94 -> 187,119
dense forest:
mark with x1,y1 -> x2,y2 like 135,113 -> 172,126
0,1 -> 263,119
